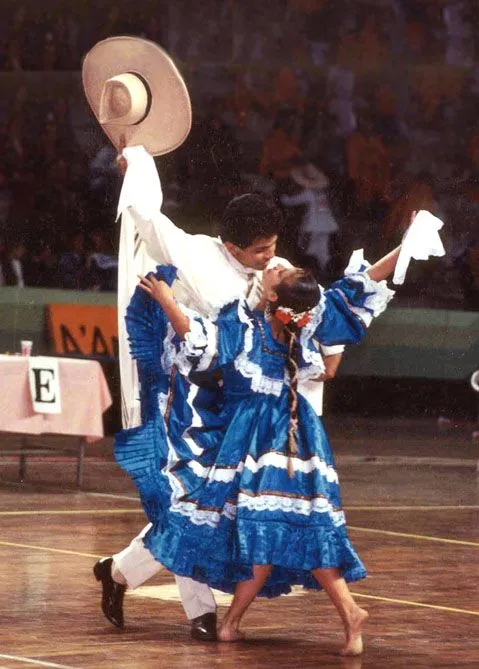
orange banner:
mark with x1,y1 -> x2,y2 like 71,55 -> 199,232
48,304 -> 118,358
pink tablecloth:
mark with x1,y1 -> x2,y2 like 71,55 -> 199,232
0,355 -> 112,442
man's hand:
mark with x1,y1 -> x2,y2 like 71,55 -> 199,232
116,134 -> 127,177
311,352 -> 343,382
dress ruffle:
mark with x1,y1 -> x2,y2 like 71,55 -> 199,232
114,263 -> 394,597
144,513 -> 367,597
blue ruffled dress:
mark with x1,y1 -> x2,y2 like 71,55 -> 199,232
115,261 -> 393,597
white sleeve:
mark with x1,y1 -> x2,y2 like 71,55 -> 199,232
117,144 -> 215,274
320,343 -> 344,356
128,207 -> 196,267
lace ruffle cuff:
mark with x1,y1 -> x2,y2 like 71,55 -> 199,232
342,249 -> 395,325
175,309 -> 217,375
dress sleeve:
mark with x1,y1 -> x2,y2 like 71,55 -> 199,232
175,308 -> 218,375
304,250 -> 395,348
175,300 -> 248,376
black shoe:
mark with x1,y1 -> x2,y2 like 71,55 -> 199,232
190,612 -> 217,641
93,557 -> 126,629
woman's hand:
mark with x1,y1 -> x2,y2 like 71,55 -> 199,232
138,273 -> 191,339
138,273 -> 174,305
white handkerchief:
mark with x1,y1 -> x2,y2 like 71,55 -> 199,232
117,145 -> 163,221
393,210 -> 445,285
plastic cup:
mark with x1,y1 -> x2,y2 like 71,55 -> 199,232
21,340 -> 33,356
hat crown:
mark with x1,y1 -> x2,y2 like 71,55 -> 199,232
99,73 -> 150,126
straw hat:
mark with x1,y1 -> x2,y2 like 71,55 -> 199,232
291,163 -> 329,190
82,36 -> 192,156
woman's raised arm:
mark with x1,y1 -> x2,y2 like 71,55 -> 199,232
138,274 -> 191,340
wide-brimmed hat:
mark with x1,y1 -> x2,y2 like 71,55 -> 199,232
291,163 -> 329,190
82,36 -> 192,156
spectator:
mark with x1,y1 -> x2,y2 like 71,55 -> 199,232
383,173 -> 440,248
84,228 -> 117,292
259,109 -> 302,186
346,111 -> 391,207
3,238 -> 27,287
281,162 -> 339,279
55,231 -> 87,290
24,239 -> 58,288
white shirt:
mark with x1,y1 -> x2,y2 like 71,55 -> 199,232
117,146 -> 342,424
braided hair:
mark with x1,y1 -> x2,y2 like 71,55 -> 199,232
275,270 -> 321,476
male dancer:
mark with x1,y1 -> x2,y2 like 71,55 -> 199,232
94,146 -> 343,640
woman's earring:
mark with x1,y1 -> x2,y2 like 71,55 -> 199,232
265,301 -> 272,322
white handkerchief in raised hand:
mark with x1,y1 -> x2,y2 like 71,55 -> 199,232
393,210 -> 445,285
117,145 -> 163,221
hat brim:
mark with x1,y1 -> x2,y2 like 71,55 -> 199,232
82,36 -> 192,157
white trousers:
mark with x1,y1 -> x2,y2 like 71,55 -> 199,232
113,523 -> 216,620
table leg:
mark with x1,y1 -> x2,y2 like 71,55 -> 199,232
76,437 -> 85,489
19,436 -> 28,481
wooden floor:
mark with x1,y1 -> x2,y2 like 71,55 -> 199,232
0,418 -> 478,669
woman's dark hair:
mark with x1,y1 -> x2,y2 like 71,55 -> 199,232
219,193 -> 283,249
275,269 -> 321,476
275,269 -> 321,314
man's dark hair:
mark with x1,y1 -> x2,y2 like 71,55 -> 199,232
219,193 -> 283,249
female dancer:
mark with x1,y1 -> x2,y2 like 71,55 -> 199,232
116,247 -> 400,655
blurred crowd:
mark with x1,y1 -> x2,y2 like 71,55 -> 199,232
0,0 -> 478,309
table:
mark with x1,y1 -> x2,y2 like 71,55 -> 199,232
0,355 -> 113,487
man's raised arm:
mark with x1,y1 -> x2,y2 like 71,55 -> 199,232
117,143 -> 200,268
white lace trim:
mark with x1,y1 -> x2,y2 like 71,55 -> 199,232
160,322 -> 177,375
170,496 -> 345,528
343,249 -> 395,321
171,500 -> 237,527
237,493 -> 345,526
297,363 -> 326,383
244,452 -> 338,483
234,300 -> 285,397
344,248 -> 371,275
175,309 -> 217,375
299,291 -> 327,370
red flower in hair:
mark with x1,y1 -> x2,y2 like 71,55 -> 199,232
274,307 -> 312,328
274,308 -> 293,325
296,313 -> 312,328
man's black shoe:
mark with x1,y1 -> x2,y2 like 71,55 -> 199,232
93,557 -> 126,629
190,612 -> 217,641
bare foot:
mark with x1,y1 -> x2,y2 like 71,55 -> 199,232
340,607 -> 369,656
218,624 -> 246,642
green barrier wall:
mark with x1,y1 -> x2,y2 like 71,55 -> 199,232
0,287 -> 478,381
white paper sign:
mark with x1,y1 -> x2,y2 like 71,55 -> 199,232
28,356 -> 62,414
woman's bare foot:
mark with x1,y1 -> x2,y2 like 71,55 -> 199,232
340,606 -> 369,656
218,624 -> 246,642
